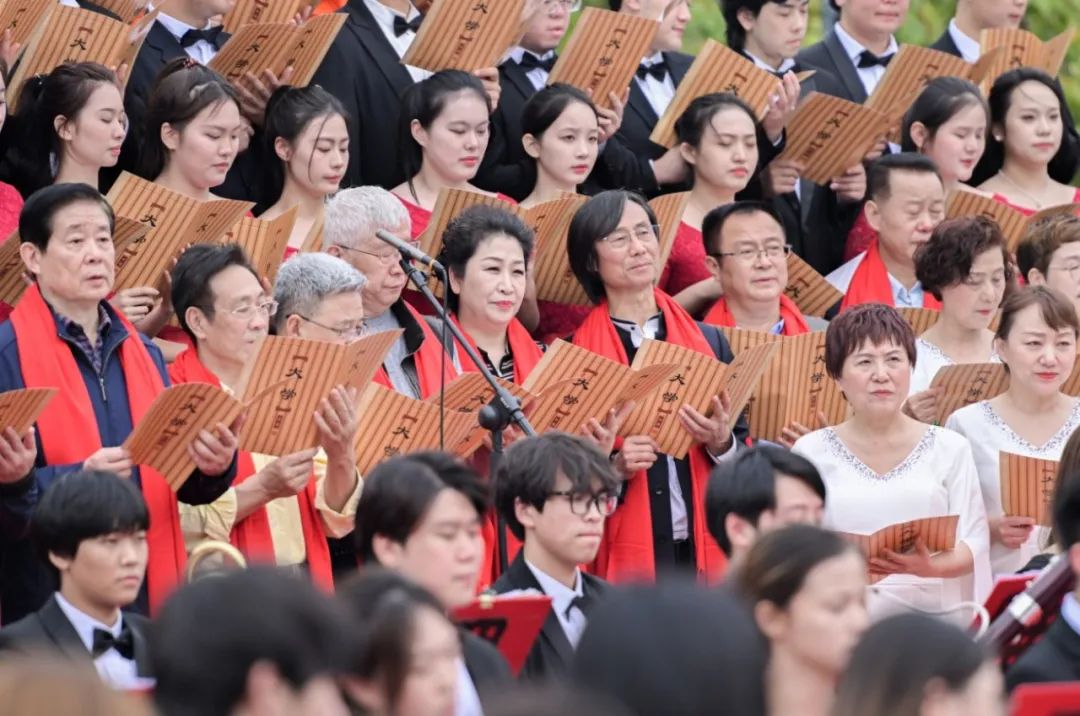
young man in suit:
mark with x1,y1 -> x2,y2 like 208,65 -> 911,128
1005,463 -> 1080,689
0,470 -> 154,689
796,0 -> 908,104
704,445 -> 826,570
354,451 -> 511,713
492,433 -> 620,681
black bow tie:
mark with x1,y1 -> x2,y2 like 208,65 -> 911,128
519,52 -> 556,73
565,590 -> 595,619
393,14 -> 423,37
180,25 -> 223,49
636,60 -> 669,82
857,50 -> 894,69
91,625 -> 135,659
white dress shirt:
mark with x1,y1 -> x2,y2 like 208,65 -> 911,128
455,658 -> 484,716
1061,593 -> 1080,637
635,52 -> 676,119
155,13 -> 219,65
364,0 -> 432,83
833,22 -> 897,98
54,593 -> 147,690
947,19 -> 981,63
505,46 -> 555,92
524,559 -> 588,648
746,51 -> 796,76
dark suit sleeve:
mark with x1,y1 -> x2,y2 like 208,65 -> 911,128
590,135 -> 660,196
475,106 -> 537,201
462,630 -> 513,691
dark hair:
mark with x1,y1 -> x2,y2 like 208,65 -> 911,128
31,470 -> 148,570
831,613 -> 990,716
704,446 -> 826,557
1017,214 -> 1080,280
674,92 -> 758,149
566,189 -> 659,303
1051,427 -> 1080,549
18,182 -> 114,252
900,76 -> 989,154
260,84 -> 348,208
337,569 -> 448,710
2,62 -> 122,199
171,243 -> 260,343
136,57 -> 240,181
737,524 -> 859,609
972,68 -> 1079,186
866,152 -> 942,203
914,216 -> 1013,301
701,200 -> 785,257
721,0 -> 794,51
495,432 -> 620,541
607,0 -> 623,9
573,583 -> 768,716
398,70 -> 489,202
440,204 -> 535,312
522,83 -> 598,140
483,686 -> 634,716
354,452 -> 489,563
825,303 -> 917,380
994,284 -> 1079,342
153,567 -> 353,716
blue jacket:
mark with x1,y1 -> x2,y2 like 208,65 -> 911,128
0,302 -> 235,623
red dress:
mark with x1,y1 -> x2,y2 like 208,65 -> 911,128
658,222 -> 711,296
0,182 -> 24,323
991,189 -> 1080,216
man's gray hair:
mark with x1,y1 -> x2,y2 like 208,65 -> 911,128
273,253 -> 367,333
323,186 -> 412,251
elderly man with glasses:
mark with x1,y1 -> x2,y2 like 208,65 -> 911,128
168,246 -> 362,587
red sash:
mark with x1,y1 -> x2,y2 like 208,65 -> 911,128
373,302 -> 457,399
703,294 -> 810,336
11,285 -> 183,613
572,289 -> 726,583
839,240 -> 942,312
168,349 -> 334,591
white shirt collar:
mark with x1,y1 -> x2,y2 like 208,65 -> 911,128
887,272 -> 925,308
746,50 -> 795,75
947,18 -> 981,63
58,0 -> 79,6
1061,592 -> 1080,636
155,12 -> 205,38
611,313 -> 662,347
833,22 -> 897,63
364,0 -> 420,31
641,50 -> 663,66
524,558 -> 583,617
53,592 -> 123,655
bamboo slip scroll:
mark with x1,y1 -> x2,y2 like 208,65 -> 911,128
210,13 -> 347,88
784,252 -> 843,318
428,373 -> 536,458
547,7 -> 658,111
840,515 -> 960,563
239,331 -> 401,456
945,188 -> 1080,253
622,339 -> 779,458
1000,452 -> 1058,526
220,206 -> 298,284
979,27 -> 1074,86
353,384 -> 477,475
221,0 -> 306,34
0,0 -> 54,48
929,362 -> 1009,425
402,0 -> 524,72
0,388 -> 56,434
895,308 -> 940,337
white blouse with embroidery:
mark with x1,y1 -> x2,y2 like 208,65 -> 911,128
909,337 -> 999,397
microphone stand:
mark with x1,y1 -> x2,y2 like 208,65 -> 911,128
398,256 -> 536,574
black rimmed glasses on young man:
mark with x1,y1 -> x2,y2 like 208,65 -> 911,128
547,490 -> 618,517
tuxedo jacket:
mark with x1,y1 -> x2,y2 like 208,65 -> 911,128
461,629 -> 512,695
76,1 -> 120,17
491,553 -> 611,681
311,0 -> 415,190
0,595 -> 153,678
1005,617 -> 1080,691
796,30 -> 869,104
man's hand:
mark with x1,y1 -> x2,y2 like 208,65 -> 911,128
473,67 -> 501,112
652,144 -> 689,186
187,415 -> 243,476
830,163 -> 867,204
778,410 -> 829,449
581,402 -> 635,457
612,435 -> 659,478
314,386 -> 359,464
763,159 -> 803,197
590,89 -> 628,144
761,71 -> 800,144
111,287 -> 161,324
83,446 -> 134,478
256,448 -> 319,500
0,427 -> 36,484
679,392 -> 734,456
236,67 -> 295,127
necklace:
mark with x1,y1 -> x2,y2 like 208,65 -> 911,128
996,169 -> 1050,209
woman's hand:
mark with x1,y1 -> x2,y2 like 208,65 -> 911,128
872,538 -> 939,578
778,411 -> 828,449
991,515 -> 1037,549
594,89 -> 629,144
111,287 -> 160,324
902,388 -> 942,424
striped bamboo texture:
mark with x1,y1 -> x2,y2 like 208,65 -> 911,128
0,0 -> 54,46
1000,452 -> 1058,526
650,40 -> 779,149
722,328 -> 847,443
525,194 -> 588,304
7,5 -> 140,111
546,7 -> 658,111
427,372 -> 534,457
522,339 -> 677,434
785,252 -> 842,317
221,0 -> 305,34
865,45 -> 976,132
300,215 -> 324,253
239,332 -> 398,455
841,515 -> 959,563
896,307 -> 940,337
650,191 -> 691,270
106,172 -> 253,291
775,92 -> 891,185
0,387 -> 56,434
945,189 -> 1029,252
352,383 -> 477,474
340,328 -> 404,391
929,362 -> 1008,425
91,0 -> 146,22
125,383 -> 247,490
979,27 -> 1074,85
402,0 -> 524,72
209,13 -> 346,88
221,206 -> 298,284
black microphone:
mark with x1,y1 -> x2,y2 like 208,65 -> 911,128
375,229 -> 445,273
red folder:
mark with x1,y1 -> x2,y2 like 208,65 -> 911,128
1010,682 -> 1080,715
452,594 -> 552,675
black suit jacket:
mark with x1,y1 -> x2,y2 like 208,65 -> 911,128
311,0 -> 415,190
0,595 -> 153,678
491,553 -> 611,681
461,629 -> 512,696
76,0 -> 120,17
796,30 -> 868,104
1005,616 -> 1080,691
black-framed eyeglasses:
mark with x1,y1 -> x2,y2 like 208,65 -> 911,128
296,315 -> 367,340
712,244 -> 792,263
548,490 -> 618,516
598,223 -> 660,251
336,241 -> 420,267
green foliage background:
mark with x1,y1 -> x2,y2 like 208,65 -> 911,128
582,0 -> 1080,114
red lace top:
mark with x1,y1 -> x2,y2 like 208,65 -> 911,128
658,222 -> 711,296
990,189 -> 1080,216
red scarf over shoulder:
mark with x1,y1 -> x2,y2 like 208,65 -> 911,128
373,302 -> 457,399
840,240 -> 942,312
572,289 -> 726,583
11,285 -> 183,613
703,294 -> 810,336
168,349 -> 334,591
